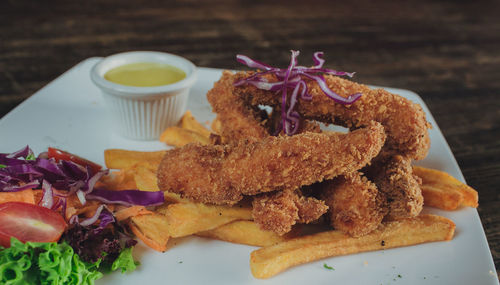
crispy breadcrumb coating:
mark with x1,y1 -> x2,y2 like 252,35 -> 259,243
207,71 -> 270,143
365,155 -> 424,219
252,189 -> 328,235
157,122 -> 386,205
207,71 -> 322,143
318,173 -> 388,237
232,71 -> 431,160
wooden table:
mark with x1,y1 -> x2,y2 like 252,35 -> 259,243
1,0 -> 499,275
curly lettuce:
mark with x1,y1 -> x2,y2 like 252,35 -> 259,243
0,238 -> 138,285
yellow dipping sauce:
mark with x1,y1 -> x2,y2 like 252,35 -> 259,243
104,62 -> 186,87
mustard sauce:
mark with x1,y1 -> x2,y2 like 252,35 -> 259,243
104,62 -> 186,87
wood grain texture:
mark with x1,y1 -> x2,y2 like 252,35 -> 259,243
1,0 -> 499,274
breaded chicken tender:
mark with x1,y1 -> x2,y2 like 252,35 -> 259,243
157,122 -> 386,205
318,173 -> 388,237
365,155 -> 423,219
207,71 -> 322,143
252,189 -> 328,235
232,71 -> 431,160
207,71 -> 270,143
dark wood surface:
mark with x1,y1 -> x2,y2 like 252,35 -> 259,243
1,0 -> 499,275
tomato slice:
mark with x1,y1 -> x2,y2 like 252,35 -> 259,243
0,202 -> 67,247
47,147 -> 102,174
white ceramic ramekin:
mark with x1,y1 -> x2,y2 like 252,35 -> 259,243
90,51 -> 197,140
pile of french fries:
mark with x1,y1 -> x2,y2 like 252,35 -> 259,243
102,111 -> 478,279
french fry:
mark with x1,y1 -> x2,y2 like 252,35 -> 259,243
162,192 -> 189,204
129,212 -> 170,252
133,162 -> 189,203
180,110 -> 212,138
159,126 -> 210,147
160,202 -> 253,238
104,149 -> 166,170
97,168 -> 137,190
250,214 -> 455,279
413,166 -> 479,210
196,220 -> 297,247
420,185 -> 463,210
133,163 -> 160,192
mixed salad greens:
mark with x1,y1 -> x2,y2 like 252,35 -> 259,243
0,146 -> 165,284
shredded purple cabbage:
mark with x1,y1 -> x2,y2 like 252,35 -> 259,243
87,188 -> 165,207
235,51 -> 362,135
0,146 -> 165,220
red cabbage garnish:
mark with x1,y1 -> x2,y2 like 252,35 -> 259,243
87,188 -> 165,207
6,145 -> 34,159
0,146 -> 165,217
235,51 -> 362,135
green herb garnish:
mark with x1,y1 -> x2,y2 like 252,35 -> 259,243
323,263 -> 335,270
0,164 -> 6,168
25,153 -> 36,161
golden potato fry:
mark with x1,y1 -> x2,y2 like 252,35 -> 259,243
413,166 -> 479,209
161,202 -> 253,238
129,212 -> 170,252
159,126 -> 210,147
196,220 -> 297,247
211,117 -> 222,134
104,149 -> 165,170
133,163 -> 160,192
161,191 -> 189,204
97,168 -> 137,190
250,214 -> 455,279
421,186 -> 463,210
180,110 -> 212,138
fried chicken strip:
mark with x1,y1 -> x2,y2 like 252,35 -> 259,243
232,71 -> 431,160
318,173 -> 388,237
252,189 -> 328,235
364,154 -> 423,219
207,71 -> 321,143
157,122 -> 386,205
207,70 -> 270,143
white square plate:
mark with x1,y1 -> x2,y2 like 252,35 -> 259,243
0,58 -> 498,285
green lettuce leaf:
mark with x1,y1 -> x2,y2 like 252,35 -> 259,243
111,247 -> 140,273
0,237 -> 138,285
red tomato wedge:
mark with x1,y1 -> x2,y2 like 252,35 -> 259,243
47,147 -> 102,174
0,202 -> 67,248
